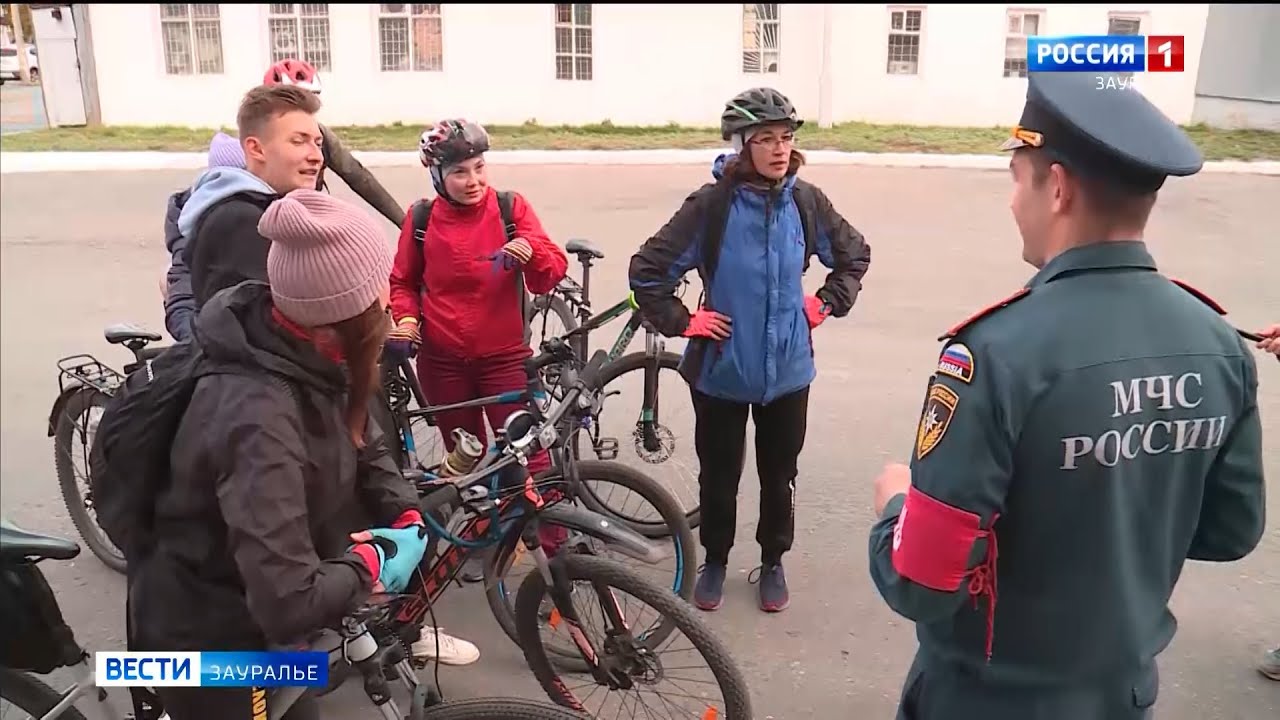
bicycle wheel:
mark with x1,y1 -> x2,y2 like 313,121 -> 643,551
580,351 -> 702,531
53,386 -> 125,574
485,460 -> 695,671
423,697 -> 590,719
527,294 -> 578,409
0,667 -> 91,720
515,554 -> 753,719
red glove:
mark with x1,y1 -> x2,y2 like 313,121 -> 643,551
804,296 -> 832,329
683,309 -> 732,340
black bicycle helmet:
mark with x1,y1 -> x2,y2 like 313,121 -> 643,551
720,87 -> 803,141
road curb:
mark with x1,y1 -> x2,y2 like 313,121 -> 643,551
1,149 -> 1278,175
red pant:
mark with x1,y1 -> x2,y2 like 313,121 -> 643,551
417,350 -> 552,474
418,350 -> 564,550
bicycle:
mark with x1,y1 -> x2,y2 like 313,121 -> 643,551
526,240 -> 701,531
366,347 -> 753,718
373,339 -> 695,671
0,519 -> 593,720
47,323 -> 169,575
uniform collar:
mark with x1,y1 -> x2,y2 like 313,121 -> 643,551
1027,240 -> 1157,288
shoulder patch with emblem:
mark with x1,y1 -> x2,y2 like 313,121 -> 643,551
938,288 -> 1031,341
916,382 -> 959,460
936,343 -> 974,384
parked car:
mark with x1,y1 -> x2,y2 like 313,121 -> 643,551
0,45 -> 39,84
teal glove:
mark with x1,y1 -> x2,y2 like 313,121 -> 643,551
348,524 -> 429,594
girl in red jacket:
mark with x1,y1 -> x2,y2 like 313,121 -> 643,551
387,118 -> 568,480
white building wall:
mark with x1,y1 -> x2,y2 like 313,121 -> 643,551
87,3 -> 1209,130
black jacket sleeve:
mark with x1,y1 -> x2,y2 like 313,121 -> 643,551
627,185 -> 714,338
320,125 -> 406,228
163,189 -> 196,342
214,381 -> 371,647
187,197 -> 272,308
356,398 -> 421,525
805,182 -> 871,318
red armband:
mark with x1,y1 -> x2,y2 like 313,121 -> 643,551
891,487 -> 987,590
890,487 -> 1001,661
391,509 -> 425,529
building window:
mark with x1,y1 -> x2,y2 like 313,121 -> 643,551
886,7 -> 922,75
742,4 -> 779,74
554,4 -> 592,81
378,4 -> 442,72
1106,14 -> 1142,81
268,5 -> 331,70
160,4 -> 223,75
1003,9 -> 1042,78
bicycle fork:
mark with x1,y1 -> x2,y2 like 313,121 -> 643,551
525,530 -> 636,691
637,330 -> 665,455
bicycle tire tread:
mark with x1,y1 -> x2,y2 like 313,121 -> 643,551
53,388 -> 126,574
0,667 -> 92,720
423,697 -> 591,719
513,554 -> 753,719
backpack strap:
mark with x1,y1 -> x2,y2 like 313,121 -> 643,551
792,180 -> 820,273
495,190 -> 532,344
410,198 -> 435,251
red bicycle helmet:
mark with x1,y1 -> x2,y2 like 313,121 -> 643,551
263,58 -> 322,93
418,119 -> 490,168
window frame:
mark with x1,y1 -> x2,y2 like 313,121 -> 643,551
553,4 -> 593,81
742,3 -> 781,75
265,4 -> 333,71
885,6 -> 925,76
1003,8 -> 1044,79
157,3 -> 225,76
375,4 -> 444,74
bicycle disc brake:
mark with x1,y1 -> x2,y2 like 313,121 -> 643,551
632,423 -> 675,463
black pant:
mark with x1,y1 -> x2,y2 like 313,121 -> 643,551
691,385 -> 809,566
154,686 -> 319,720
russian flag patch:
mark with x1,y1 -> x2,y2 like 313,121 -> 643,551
936,343 -> 974,384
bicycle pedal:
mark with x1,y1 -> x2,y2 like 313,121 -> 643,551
594,437 -> 619,460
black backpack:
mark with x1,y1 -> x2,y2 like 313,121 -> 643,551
406,191 -> 533,342
88,341 -> 214,560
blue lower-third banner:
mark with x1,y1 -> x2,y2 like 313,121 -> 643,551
96,651 -> 329,688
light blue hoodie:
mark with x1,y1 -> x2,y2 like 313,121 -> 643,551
177,167 -> 277,240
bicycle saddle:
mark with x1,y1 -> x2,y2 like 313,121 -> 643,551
104,323 -> 162,345
0,518 -> 80,562
565,238 -> 605,260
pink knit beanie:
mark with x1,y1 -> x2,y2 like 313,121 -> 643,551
257,189 -> 393,327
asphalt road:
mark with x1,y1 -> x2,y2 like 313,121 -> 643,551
2,162 -> 1277,719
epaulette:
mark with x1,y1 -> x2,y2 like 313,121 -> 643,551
1169,278 -> 1227,315
1169,278 -> 1263,343
938,288 -> 1031,342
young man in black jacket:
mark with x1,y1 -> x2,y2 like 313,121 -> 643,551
180,84 -> 324,308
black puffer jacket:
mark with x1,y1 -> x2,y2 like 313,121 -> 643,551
129,281 -> 419,652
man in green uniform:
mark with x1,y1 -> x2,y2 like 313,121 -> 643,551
866,71 -> 1267,719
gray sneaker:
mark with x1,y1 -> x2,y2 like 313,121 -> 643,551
1259,647 -> 1280,681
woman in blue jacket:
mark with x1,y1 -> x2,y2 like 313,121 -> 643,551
628,87 -> 871,613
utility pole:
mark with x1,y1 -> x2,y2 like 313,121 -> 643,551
817,3 -> 833,129
10,3 -> 31,83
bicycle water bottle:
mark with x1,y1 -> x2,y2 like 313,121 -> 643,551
439,428 -> 484,477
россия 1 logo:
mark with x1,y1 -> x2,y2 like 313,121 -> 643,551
1026,35 -> 1185,73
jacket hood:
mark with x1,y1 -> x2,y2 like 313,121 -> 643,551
191,281 -> 347,393
711,152 -> 799,191
177,167 -> 277,238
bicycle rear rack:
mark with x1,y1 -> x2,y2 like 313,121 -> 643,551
56,354 -> 125,397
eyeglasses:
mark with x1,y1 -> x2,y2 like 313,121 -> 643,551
749,134 -> 795,149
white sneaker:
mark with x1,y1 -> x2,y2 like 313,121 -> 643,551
411,627 -> 480,666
